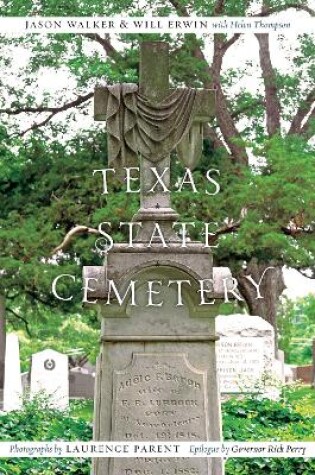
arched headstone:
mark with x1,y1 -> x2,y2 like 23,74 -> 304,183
30,349 -> 69,409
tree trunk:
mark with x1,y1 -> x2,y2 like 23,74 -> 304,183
256,33 -> 281,136
235,259 -> 285,352
0,294 -> 6,409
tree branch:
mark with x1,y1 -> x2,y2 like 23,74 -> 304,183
168,0 -> 190,16
231,99 -> 265,119
208,208 -> 314,245
206,208 -> 251,244
7,307 -> 32,337
17,111 -> 58,137
0,92 -> 93,116
208,220 -> 241,243
296,268 -> 315,279
82,33 -> 120,57
204,123 -> 227,150
26,291 -> 57,308
281,225 -> 314,236
221,33 -> 241,54
300,107 -> 315,139
52,225 -> 99,255
289,88 -> 315,135
211,35 -> 249,164
254,4 -> 315,17
213,0 -> 225,15
2,92 -> 93,136
176,31 -> 248,164
256,33 -> 281,136
280,210 -> 314,236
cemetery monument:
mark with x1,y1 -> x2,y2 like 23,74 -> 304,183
84,42 -> 223,475
216,314 -> 278,394
30,348 -> 69,409
3,333 -> 23,412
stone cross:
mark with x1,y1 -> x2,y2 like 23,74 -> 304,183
94,42 -> 215,222
87,43 -> 223,475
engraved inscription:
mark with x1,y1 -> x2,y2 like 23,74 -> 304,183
111,354 -> 209,475
217,337 -> 265,392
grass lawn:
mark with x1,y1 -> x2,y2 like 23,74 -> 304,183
70,399 -> 94,422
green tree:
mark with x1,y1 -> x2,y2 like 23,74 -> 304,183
278,295 -> 315,364
0,0 -> 315,357
0,129 -> 129,372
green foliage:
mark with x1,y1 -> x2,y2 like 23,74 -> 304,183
0,127 -> 142,368
0,394 -> 92,474
0,394 -> 92,442
283,385 -> 315,418
0,3 -> 314,284
17,313 -> 100,372
223,391 -> 315,474
226,456 -> 315,475
278,295 -> 315,364
0,0 -> 315,393
1,388 -> 315,474
170,135 -> 315,273
223,397 -> 307,440
0,131 -> 113,362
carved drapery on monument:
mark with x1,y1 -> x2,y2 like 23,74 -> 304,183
95,42 -> 215,219
85,41 -> 223,475
102,84 -> 203,168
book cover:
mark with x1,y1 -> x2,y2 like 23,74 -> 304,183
0,2 -> 315,474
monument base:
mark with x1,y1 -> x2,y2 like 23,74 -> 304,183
87,259 -> 224,475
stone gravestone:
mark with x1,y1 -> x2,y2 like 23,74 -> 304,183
30,349 -> 69,409
21,370 -> 30,394
273,349 -> 285,384
216,315 -> 277,394
69,367 -> 95,400
3,333 -> 23,412
85,42 -> 223,475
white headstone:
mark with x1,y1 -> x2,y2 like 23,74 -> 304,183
284,364 -> 296,383
273,349 -> 285,383
30,349 -> 69,409
216,315 -> 277,394
3,333 -> 23,412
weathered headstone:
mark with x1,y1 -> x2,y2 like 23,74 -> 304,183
216,315 -> 277,394
3,333 -> 23,412
30,349 -> 69,409
284,364 -> 296,383
85,41 -> 223,475
273,349 -> 285,384
69,367 -> 95,399
21,371 -> 30,394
